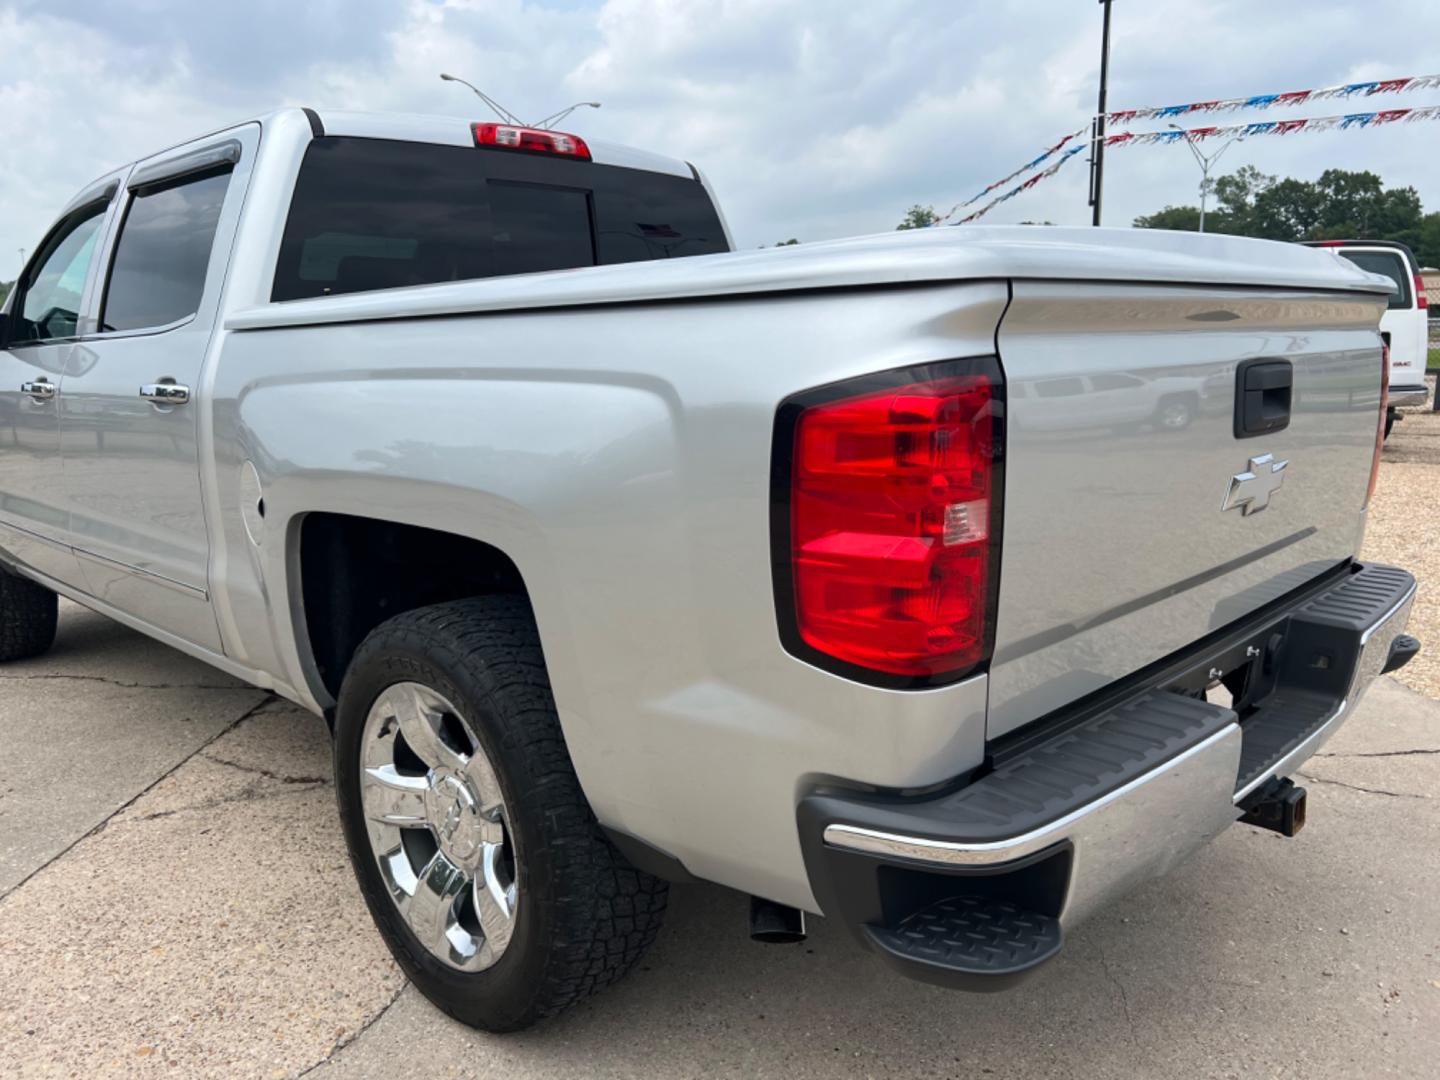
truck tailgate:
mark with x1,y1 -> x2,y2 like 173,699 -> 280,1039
988,280 -> 1386,738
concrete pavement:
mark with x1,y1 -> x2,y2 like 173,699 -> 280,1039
1,603 -> 1437,1078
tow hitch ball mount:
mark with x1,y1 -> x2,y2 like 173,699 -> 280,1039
1239,776 -> 1308,838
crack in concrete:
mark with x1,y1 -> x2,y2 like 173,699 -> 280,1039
0,671 -> 254,691
294,980 -> 410,1078
1097,942 -> 1138,1047
1316,748 -> 1440,759
0,694 -> 278,904
133,779 -> 329,822
198,751 -> 329,786
1297,771 -> 1429,800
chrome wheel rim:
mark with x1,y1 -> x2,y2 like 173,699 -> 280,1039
359,682 -> 518,971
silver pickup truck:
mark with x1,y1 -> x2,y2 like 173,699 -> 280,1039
0,108 -> 1420,1031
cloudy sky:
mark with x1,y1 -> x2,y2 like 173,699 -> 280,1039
2,0 -> 1439,271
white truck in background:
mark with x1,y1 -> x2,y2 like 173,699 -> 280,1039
1304,238 -> 1432,432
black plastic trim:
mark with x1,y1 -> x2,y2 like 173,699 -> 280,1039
1233,356 -> 1293,439
796,824 -> 1073,990
1382,634 -> 1421,675
768,355 -> 1007,691
302,107 -> 325,138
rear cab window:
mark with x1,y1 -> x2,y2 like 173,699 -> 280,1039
271,136 -> 729,302
102,168 -> 232,332
1334,249 -> 1412,310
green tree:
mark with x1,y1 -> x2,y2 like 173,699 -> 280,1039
1135,167 -> 1425,247
0,281 -> 11,308
1415,212 -> 1440,268
775,238 -> 800,246
1250,177 -> 1322,239
1131,205 -> 1206,232
896,205 -> 938,230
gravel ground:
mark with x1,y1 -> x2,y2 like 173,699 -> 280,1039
1361,373 -> 1439,698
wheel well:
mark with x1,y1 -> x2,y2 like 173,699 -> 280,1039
298,513 -> 526,700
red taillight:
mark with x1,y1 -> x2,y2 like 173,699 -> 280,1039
777,363 -> 1000,683
472,123 -> 591,160
1366,341 -> 1389,509
1415,273 -> 1428,310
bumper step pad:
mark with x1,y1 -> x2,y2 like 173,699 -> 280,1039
1234,563 -> 1417,796
864,897 -> 1061,982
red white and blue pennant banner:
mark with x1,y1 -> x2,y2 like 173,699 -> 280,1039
1108,73 -> 1440,126
950,106 -> 1440,226
1104,105 -> 1440,148
934,127 -> 1088,221
939,72 -> 1440,223
953,145 -> 1088,226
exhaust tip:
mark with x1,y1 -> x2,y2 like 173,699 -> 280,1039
749,896 -> 807,944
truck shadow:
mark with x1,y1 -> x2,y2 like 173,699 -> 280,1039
23,605 -> 1425,1078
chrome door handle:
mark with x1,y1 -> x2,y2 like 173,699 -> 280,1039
140,383 -> 190,405
20,379 -> 56,402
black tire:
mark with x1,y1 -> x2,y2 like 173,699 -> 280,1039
1384,407 -> 1396,440
333,595 -> 668,1032
0,566 -> 58,661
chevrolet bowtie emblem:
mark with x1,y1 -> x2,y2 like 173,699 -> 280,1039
1222,453 -> 1288,515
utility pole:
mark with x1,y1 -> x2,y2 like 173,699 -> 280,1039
1088,0 -> 1114,226
1169,125 -> 1243,233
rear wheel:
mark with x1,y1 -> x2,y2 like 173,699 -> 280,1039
0,566 -> 58,661
333,596 -> 667,1031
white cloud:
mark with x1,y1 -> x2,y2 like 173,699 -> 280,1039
2,0 -> 1439,273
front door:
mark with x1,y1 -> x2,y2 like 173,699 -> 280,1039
60,128 -> 257,652
0,187 -> 115,585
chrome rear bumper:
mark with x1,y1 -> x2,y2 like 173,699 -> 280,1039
799,563 -> 1417,989
1389,385 -> 1430,408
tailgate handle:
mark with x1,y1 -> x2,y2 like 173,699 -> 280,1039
1234,359 -> 1292,439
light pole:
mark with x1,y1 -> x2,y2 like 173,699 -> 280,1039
1169,123 -> 1243,233
1088,0 -> 1114,226
438,73 -> 523,126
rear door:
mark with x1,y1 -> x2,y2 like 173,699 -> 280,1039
0,183 -> 117,585
59,125 -> 257,651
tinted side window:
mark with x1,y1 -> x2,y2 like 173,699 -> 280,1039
1336,251 -> 1411,310
102,169 -> 231,332
592,169 -> 727,265
13,206 -> 107,344
273,138 -> 490,302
